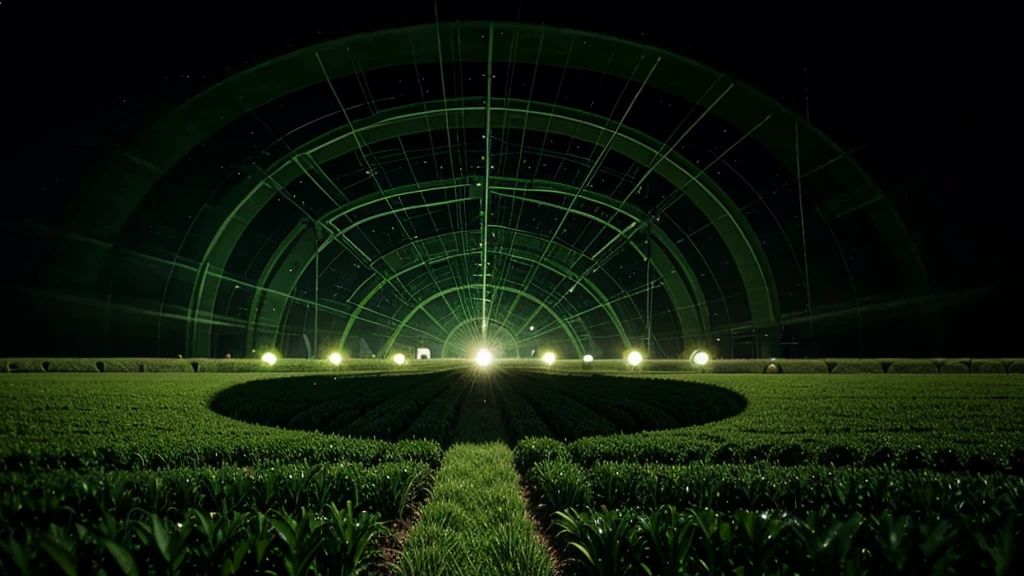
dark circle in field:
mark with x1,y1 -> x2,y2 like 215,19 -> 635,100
210,371 -> 464,442
505,372 -> 747,441
210,370 -> 746,443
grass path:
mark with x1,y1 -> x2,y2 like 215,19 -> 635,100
395,376 -> 552,575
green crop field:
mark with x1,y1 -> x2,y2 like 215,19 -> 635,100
1,365 -> 1022,574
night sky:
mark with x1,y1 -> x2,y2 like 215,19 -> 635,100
1,2 -> 1016,355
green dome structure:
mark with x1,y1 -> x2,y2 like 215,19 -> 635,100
14,23 -> 934,360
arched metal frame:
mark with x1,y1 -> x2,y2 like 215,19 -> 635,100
248,176 -> 706,356
192,101 -> 763,357
353,246 -> 603,355
440,317 -> 521,359
330,227 -> 635,349
76,22 -> 932,358
383,284 -> 586,356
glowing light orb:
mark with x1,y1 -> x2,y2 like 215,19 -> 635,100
583,354 -> 594,363
542,352 -> 556,365
627,351 -> 643,366
260,352 -> 278,366
691,351 -> 710,366
475,348 -> 493,367
328,352 -> 342,366
393,353 -> 406,365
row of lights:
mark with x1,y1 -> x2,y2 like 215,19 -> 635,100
260,351 -> 409,366
260,348 -> 710,368
533,349 -> 710,367
539,350 -> 644,366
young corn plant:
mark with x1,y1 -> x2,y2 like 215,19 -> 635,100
320,501 -> 384,576
689,508 -> 733,576
635,505 -> 695,576
269,508 -> 326,575
132,513 -> 195,574
553,508 -> 647,576
729,509 -> 790,575
971,513 -> 1020,576
528,461 -> 592,518
796,509 -> 865,575
0,505 -> 387,575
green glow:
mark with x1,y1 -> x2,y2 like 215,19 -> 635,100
70,22 -> 929,359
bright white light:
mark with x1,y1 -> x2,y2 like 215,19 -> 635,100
475,348 -> 493,367
542,352 -> 556,365
529,325 -> 535,331
627,351 -> 643,366
692,351 -> 710,366
393,353 -> 406,365
328,352 -> 342,366
261,352 -> 278,366
583,354 -> 594,363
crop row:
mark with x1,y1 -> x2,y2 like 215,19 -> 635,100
400,377 -> 470,445
6,372 -> 1021,475
521,446 -> 1024,575
512,373 -> 746,439
686,376 -> 1024,444
526,460 -> 1024,521
494,380 -> 552,441
549,380 -> 678,431
212,372 -> 468,443
1,503 -> 384,575
0,373 -> 447,471
506,372 -> 1024,474
552,504 -> 1019,576
514,434 -> 1024,475
339,376 -> 455,441
518,373 -> 1024,449
515,380 -> 619,439
0,462 -> 432,538
1,435 -> 442,472
396,443 -> 551,576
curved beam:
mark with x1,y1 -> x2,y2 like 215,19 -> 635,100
329,227 -> 631,349
217,97 -> 769,356
249,177 -> 699,354
382,284 -> 585,357
320,176 -> 695,281
186,100 -> 765,355
441,317 -> 520,358
346,222 -> 648,333
77,22 -> 927,359
83,21 -> 887,244
263,233 -> 601,356
298,101 -> 771,338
